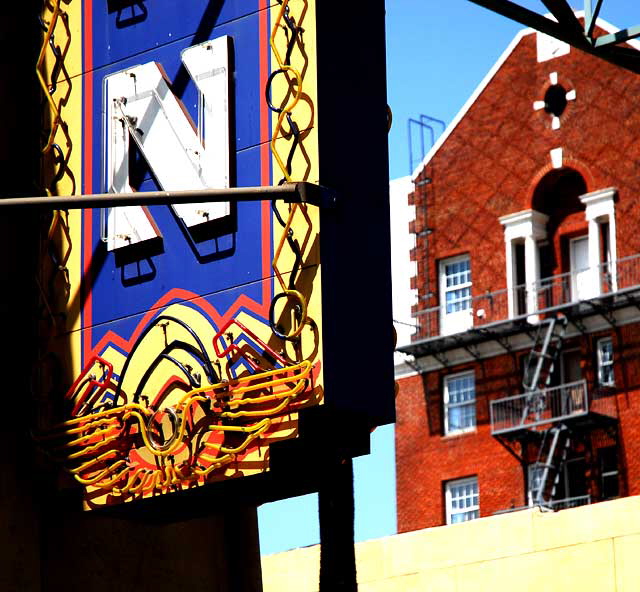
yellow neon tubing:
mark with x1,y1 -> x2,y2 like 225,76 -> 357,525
225,360 -> 311,396
36,0 -> 62,153
269,0 -> 304,183
227,377 -> 306,408
49,402 -> 150,431
128,470 -> 154,494
47,210 -> 72,266
207,418 -> 271,434
53,425 -> 119,450
221,396 -> 292,419
71,450 -> 120,474
112,467 -> 147,495
36,1 -> 73,158
37,416 -> 120,441
66,434 -> 120,460
72,460 -> 128,486
123,395 -> 206,458
270,93 -> 302,183
269,0 -> 293,70
182,361 -> 310,399
272,203 -> 298,290
203,420 -> 271,454
91,465 -> 131,489
224,369 -> 307,399
194,454 -> 233,477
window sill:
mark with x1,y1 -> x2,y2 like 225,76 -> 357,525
593,385 -> 616,399
442,428 -> 477,440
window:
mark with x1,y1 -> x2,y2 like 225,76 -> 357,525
439,255 -> 472,334
441,256 -> 471,313
570,235 -> 591,301
444,371 -> 476,435
527,463 -> 545,505
597,337 -> 614,387
598,446 -> 619,500
445,477 -> 479,524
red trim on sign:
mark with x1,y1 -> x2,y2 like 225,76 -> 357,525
259,0 -> 272,312
90,288 -> 265,357
82,0 -> 94,360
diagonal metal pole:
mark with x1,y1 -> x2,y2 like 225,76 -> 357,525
0,182 -> 335,211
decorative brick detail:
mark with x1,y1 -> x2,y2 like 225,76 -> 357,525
399,27 -> 640,532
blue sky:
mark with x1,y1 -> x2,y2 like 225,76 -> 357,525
258,1 -> 637,556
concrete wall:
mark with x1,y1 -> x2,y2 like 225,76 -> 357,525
389,175 -> 417,371
262,495 -> 640,591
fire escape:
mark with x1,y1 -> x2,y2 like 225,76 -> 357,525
490,313 -> 619,511
399,251 -> 637,512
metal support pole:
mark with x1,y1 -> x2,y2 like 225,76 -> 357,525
0,182 -> 335,211
318,458 -> 357,592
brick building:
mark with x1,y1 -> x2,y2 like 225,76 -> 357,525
395,19 -> 640,532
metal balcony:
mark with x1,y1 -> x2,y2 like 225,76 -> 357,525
545,494 -> 591,511
413,253 -> 640,340
490,380 -> 616,436
494,495 -> 591,515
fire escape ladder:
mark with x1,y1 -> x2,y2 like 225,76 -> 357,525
523,316 -> 568,391
534,423 -> 571,507
520,316 -> 568,424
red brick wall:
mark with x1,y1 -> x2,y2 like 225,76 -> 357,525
615,325 -> 640,497
396,354 -> 525,531
399,31 -> 640,531
409,31 -> 640,333
396,328 -> 640,532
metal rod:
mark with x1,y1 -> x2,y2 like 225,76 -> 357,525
0,182 -> 334,211
594,25 -> 640,49
584,0 -> 604,39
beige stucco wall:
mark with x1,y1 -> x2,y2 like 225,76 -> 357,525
262,495 -> 640,591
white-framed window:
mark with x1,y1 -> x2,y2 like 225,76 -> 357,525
445,476 -> 479,524
570,235 -> 592,301
528,463 -> 545,505
444,371 -> 476,435
439,255 -> 472,335
597,337 -> 614,387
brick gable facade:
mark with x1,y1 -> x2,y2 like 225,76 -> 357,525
396,26 -> 640,531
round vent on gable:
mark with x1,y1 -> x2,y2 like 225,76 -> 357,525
544,84 -> 568,117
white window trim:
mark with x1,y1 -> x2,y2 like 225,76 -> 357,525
445,476 -> 479,525
444,370 -> 476,436
499,209 -> 548,320
597,337 -> 615,387
527,463 -> 544,506
569,234 -> 593,301
439,254 -> 473,335
579,188 -> 618,294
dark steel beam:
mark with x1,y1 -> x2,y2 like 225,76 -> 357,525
468,0 -> 640,73
540,0 -> 584,39
433,351 -> 449,368
0,182 -> 334,211
468,0 -> 585,43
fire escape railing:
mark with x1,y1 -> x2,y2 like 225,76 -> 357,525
414,253 -> 640,340
493,495 -> 591,516
490,379 -> 618,435
490,380 -> 588,435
